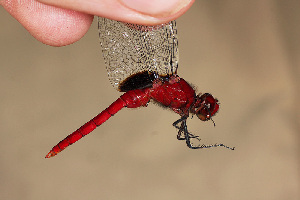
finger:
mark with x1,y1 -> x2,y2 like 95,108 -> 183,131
36,0 -> 194,25
1,0 -> 94,46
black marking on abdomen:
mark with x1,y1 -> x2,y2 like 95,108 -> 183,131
118,71 -> 173,92
119,71 -> 156,92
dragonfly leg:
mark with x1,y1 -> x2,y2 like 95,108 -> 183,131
172,117 -> 186,140
173,116 -> 188,140
181,119 -> 203,149
184,121 -> 235,150
172,117 -> 200,147
172,116 -> 235,150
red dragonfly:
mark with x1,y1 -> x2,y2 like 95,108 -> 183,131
45,18 -> 234,158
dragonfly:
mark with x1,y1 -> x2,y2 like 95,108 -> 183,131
45,17 -> 234,158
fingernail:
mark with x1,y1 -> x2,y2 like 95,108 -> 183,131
120,0 -> 193,17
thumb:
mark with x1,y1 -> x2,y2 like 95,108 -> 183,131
36,0 -> 194,25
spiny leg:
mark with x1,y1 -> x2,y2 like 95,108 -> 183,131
181,119 -> 201,149
172,116 -> 235,150
176,121 -> 186,140
173,117 -> 200,140
172,116 -> 200,147
173,116 -> 186,140
184,121 -> 235,150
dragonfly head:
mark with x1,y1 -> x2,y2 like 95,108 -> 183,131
193,93 -> 219,121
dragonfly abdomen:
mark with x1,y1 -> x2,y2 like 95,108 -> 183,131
45,89 -> 151,158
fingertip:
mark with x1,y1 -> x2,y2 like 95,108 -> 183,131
30,10 -> 94,47
36,0 -> 194,25
119,0 -> 193,18
2,0 -> 94,46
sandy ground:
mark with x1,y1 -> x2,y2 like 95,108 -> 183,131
0,1 -> 299,200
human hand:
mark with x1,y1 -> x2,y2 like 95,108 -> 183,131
1,0 -> 194,46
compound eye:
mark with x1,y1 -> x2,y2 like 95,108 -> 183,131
195,93 -> 219,121
196,113 -> 209,121
196,105 -> 212,121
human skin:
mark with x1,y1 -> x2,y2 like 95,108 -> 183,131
1,0 -> 194,46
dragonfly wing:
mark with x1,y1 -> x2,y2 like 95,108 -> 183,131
98,17 -> 179,91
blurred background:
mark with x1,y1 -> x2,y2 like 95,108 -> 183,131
0,1 -> 299,200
